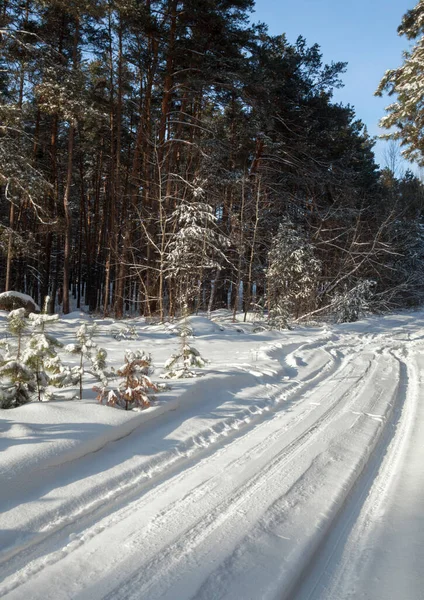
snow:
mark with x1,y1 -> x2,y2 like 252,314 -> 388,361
167,315 -> 224,336
1,309 -> 424,599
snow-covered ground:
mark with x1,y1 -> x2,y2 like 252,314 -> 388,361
1,309 -> 424,599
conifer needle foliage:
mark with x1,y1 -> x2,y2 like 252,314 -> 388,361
2,0 -> 424,320
95,351 -> 160,410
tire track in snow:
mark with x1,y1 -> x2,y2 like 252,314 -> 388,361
0,337 -> 342,576
188,349 -> 402,600
12,347 -> 386,600
108,350 -> 388,600
291,347 -> 415,600
0,338 -> 369,598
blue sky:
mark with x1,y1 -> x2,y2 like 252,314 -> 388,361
251,0 -> 415,171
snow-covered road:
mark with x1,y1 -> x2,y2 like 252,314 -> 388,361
1,311 -> 424,599
296,347 -> 424,600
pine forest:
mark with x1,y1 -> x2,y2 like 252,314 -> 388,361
4,4 -> 424,596
2,0 -> 424,323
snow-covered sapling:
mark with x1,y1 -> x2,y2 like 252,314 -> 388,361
50,364 -> 81,389
0,355 -> 36,408
22,312 -> 63,402
113,324 -> 138,341
7,307 -> 27,358
65,324 -> 108,400
95,350 -> 159,410
0,309 -> 35,408
162,319 -> 207,379
266,219 -> 321,328
164,200 -> 229,314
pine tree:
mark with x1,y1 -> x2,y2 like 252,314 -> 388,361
95,350 -> 159,411
22,311 -> 63,402
164,199 -> 229,314
6,308 -> 27,358
162,319 -> 207,379
65,324 -> 108,400
376,0 -> 424,164
0,309 -> 35,408
266,219 -> 321,328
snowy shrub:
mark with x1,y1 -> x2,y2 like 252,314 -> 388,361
50,365 -> 81,389
331,280 -> 376,323
95,350 -> 160,410
112,324 -> 138,341
266,219 -> 321,328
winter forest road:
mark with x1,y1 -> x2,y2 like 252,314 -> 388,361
1,315 -> 424,600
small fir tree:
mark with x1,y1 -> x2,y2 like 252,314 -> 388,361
0,309 -> 35,408
95,351 -> 159,411
7,308 -> 27,359
65,324 -> 108,400
162,319 -> 207,379
266,219 -> 321,328
0,357 -> 36,408
22,311 -> 63,402
164,200 -> 229,314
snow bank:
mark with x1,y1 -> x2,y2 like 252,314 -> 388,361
0,291 -> 40,313
1,311 -> 422,599
0,397 -> 179,484
166,315 -> 224,336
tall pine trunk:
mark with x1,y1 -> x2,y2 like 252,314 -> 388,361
62,18 -> 79,314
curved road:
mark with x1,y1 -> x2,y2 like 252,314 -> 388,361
0,324 -> 423,600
